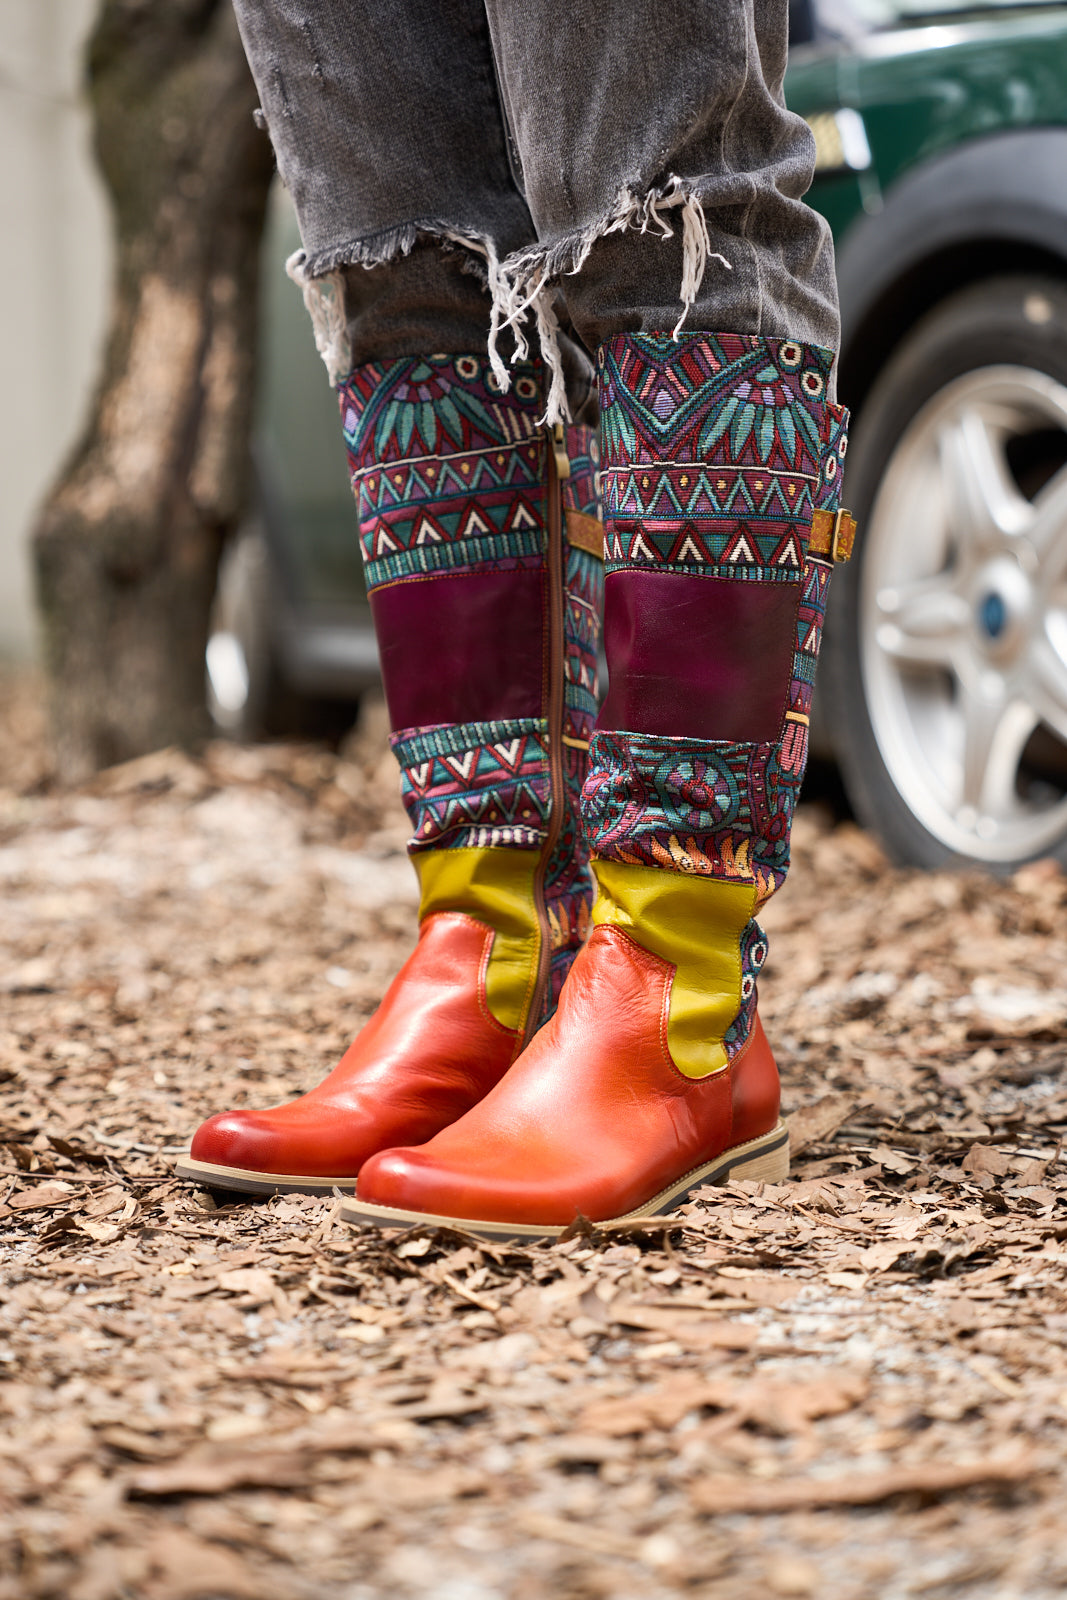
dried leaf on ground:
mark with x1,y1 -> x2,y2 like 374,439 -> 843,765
2,668 -> 1066,1600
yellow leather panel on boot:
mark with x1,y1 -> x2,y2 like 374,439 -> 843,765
592,859 -> 756,1079
416,849 -> 541,1034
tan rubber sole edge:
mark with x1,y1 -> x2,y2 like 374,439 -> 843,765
338,1121 -> 790,1241
173,1156 -> 355,1197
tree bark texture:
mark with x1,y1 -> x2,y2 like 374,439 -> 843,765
33,0 -> 275,780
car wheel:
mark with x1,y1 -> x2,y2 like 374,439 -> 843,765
825,275 -> 1067,870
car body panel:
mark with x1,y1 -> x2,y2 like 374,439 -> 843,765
786,8 -> 1067,384
842,12 -> 1067,186
832,127 -> 1067,346
788,9 -> 1067,241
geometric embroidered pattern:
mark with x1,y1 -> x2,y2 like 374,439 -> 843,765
598,332 -> 834,583
783,555 -> 831,777
338,354 -> 548,593
723,920 -> 770,1064
561,429 -> 603,756
392,717 -> 551,852
598,332 -> 834,469
815,401 -> 849,512
585,332 -> 850,1058
785,400 -> 848,775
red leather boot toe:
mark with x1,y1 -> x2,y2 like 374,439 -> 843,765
176,911 -> 523,1194
345,922 -> 788,1238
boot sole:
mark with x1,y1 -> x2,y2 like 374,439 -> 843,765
338,1120 -> 790,1241
173,1156 -> 355,1197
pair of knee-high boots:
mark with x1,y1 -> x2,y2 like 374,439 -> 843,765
178,332 -> 852,1239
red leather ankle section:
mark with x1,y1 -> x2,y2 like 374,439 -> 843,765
189,913 -> 520,1178
357,924 -> 782,1225
728,1011 -> 781,1148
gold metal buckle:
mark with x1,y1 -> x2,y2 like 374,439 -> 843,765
831,508 -> 857,563
809,507 -> 857,563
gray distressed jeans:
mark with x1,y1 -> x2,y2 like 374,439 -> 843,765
233,0 -> 840,418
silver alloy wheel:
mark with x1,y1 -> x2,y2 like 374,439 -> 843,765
861,364 -> 1067,863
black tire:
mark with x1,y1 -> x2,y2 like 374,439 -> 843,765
206,525 -> 359,743
206,524 -> 279,741
823,274 -> 1067,870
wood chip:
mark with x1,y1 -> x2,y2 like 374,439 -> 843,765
2,670 -> 1065,1598
691,1455 -> 1037,1514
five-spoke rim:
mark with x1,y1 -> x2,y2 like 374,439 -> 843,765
861,365 -> 1067,862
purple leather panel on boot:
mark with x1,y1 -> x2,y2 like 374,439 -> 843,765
371,570 -> 546,730
597,571 -> 800,742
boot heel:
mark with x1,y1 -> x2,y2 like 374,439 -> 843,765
730,1130 -> 790,1184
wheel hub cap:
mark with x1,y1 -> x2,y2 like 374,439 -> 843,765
978,590 -> 1007,641
861,364 -> 1067,863
971,557 -> 1032,662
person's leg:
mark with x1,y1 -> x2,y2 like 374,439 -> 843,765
486,0 -> 839,400
176,1 -> 603,1195
346,0 -> 855,1235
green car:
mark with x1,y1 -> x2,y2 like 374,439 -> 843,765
208,0 -> 1067,871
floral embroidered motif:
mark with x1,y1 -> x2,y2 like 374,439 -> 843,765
597,334 -> 836,584
597,332 -> 834,471
583,732 -> 799,902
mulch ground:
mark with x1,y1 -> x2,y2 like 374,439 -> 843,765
1,668 -> 1066,1600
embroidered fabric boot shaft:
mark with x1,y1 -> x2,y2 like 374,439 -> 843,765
344,333 -> 852,1236
176,354 -> 603,1195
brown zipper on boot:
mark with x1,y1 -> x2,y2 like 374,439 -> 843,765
526,424 -> 569,1041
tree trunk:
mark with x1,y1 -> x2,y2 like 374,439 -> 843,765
32,0 -> 275,781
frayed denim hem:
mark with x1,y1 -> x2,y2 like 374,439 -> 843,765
494,174 -> 732,423
286,176 -> 732,423
287,220 -> 509,389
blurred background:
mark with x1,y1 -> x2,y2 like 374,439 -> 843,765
1,0 -> 110,663
5,0 -> 1067,872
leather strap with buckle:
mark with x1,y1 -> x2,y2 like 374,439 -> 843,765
565,511 -> 605,560
809,507 -> 857,563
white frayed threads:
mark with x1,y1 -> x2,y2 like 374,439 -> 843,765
469,237 -> 513,396
655,177 -> 723,340
492,175 -> 732,424
285,251 -> 351,386
478,254 -> 570,427
439,229 -> 518,400
532,286 -> 568,430
612,174 -> 730,340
